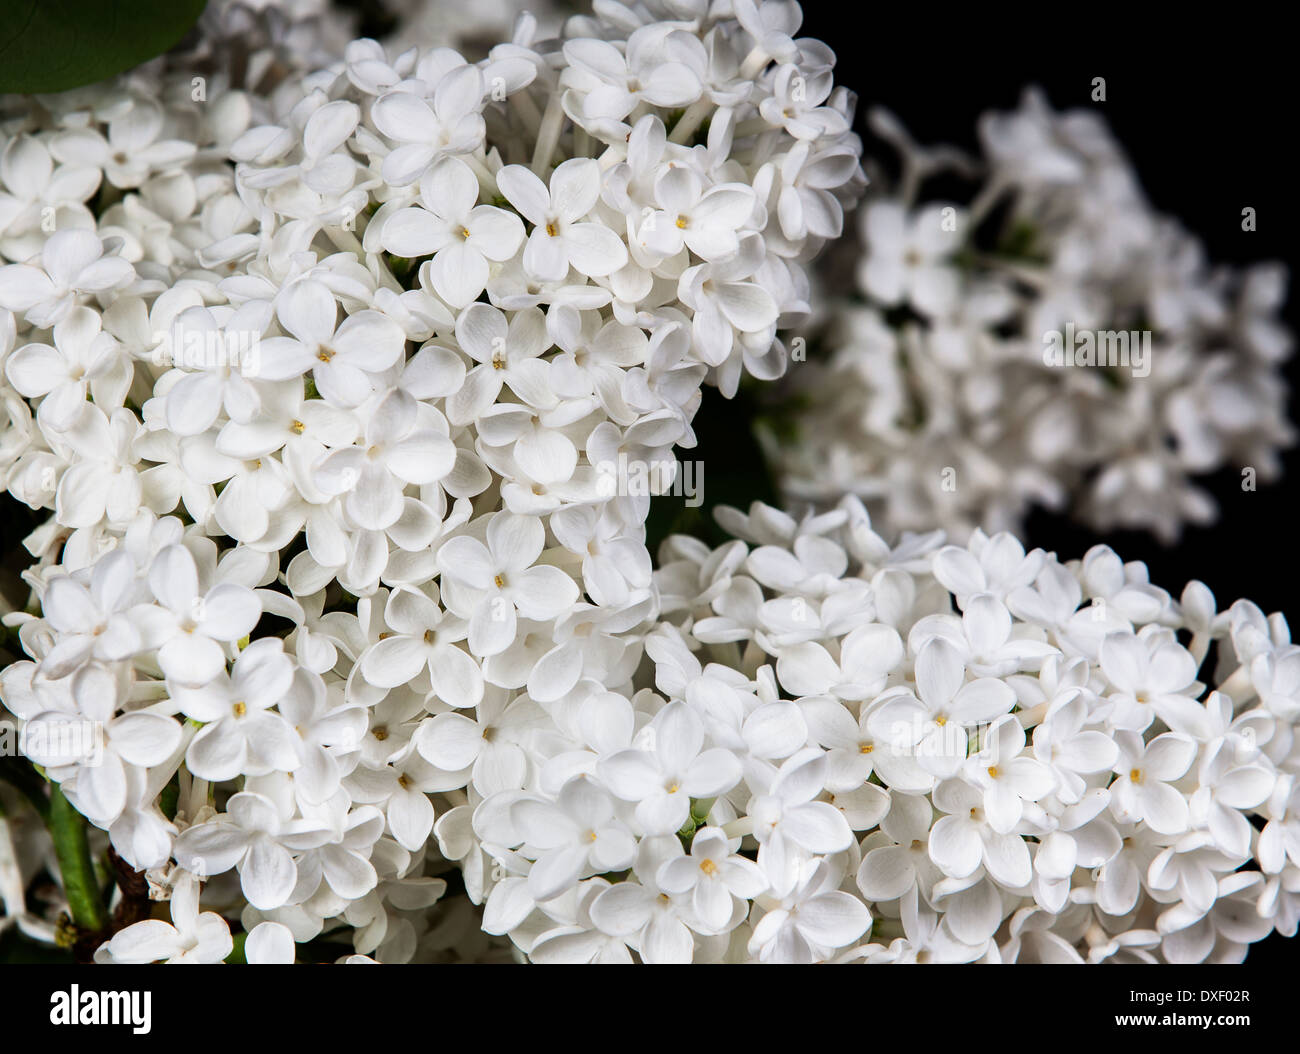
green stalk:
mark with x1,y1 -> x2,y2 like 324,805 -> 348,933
49,784 -> 107,933
676,797 -> 716,849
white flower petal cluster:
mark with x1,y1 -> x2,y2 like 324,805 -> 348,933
764,89 -> 1293,543
4,0 -> 1293,968
459,498 -> 1299,963
0,0 -> 863,962
382,0 -> 565,58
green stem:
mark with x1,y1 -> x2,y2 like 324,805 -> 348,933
676,797 -> 717,849
49,784 -> 107,933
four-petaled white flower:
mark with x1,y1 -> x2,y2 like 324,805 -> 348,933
497,159 -> 628,282
437,512 -> 579,657
257,279 -> 407,406
380,157 -> 524,307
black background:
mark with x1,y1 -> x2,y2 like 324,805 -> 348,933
791,4 -> 1296,623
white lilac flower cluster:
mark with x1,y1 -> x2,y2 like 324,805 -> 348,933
0,0 -> 865,962
465,499 -> 1299,963
763,90 -> 1293,543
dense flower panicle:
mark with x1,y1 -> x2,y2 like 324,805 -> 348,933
0,0 -> 868,962
764,91 -> 1293,543
458,497 -> 1296,964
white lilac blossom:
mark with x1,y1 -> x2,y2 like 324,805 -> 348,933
3,0 -> 1295,968
763,89 -> 1293,543
0,0 -> 864,962
232,491 -> 1286,964
447,498 -> 1300,963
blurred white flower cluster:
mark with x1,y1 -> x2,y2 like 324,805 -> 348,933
0,0 -> 866,962
764,90 -> 1293,543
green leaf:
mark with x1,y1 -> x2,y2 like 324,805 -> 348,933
0,0 -> 206,95
159,772 -> 180,821
0,756 -> 50,822
225,930 -> 248,964
0,927 -> 75,964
